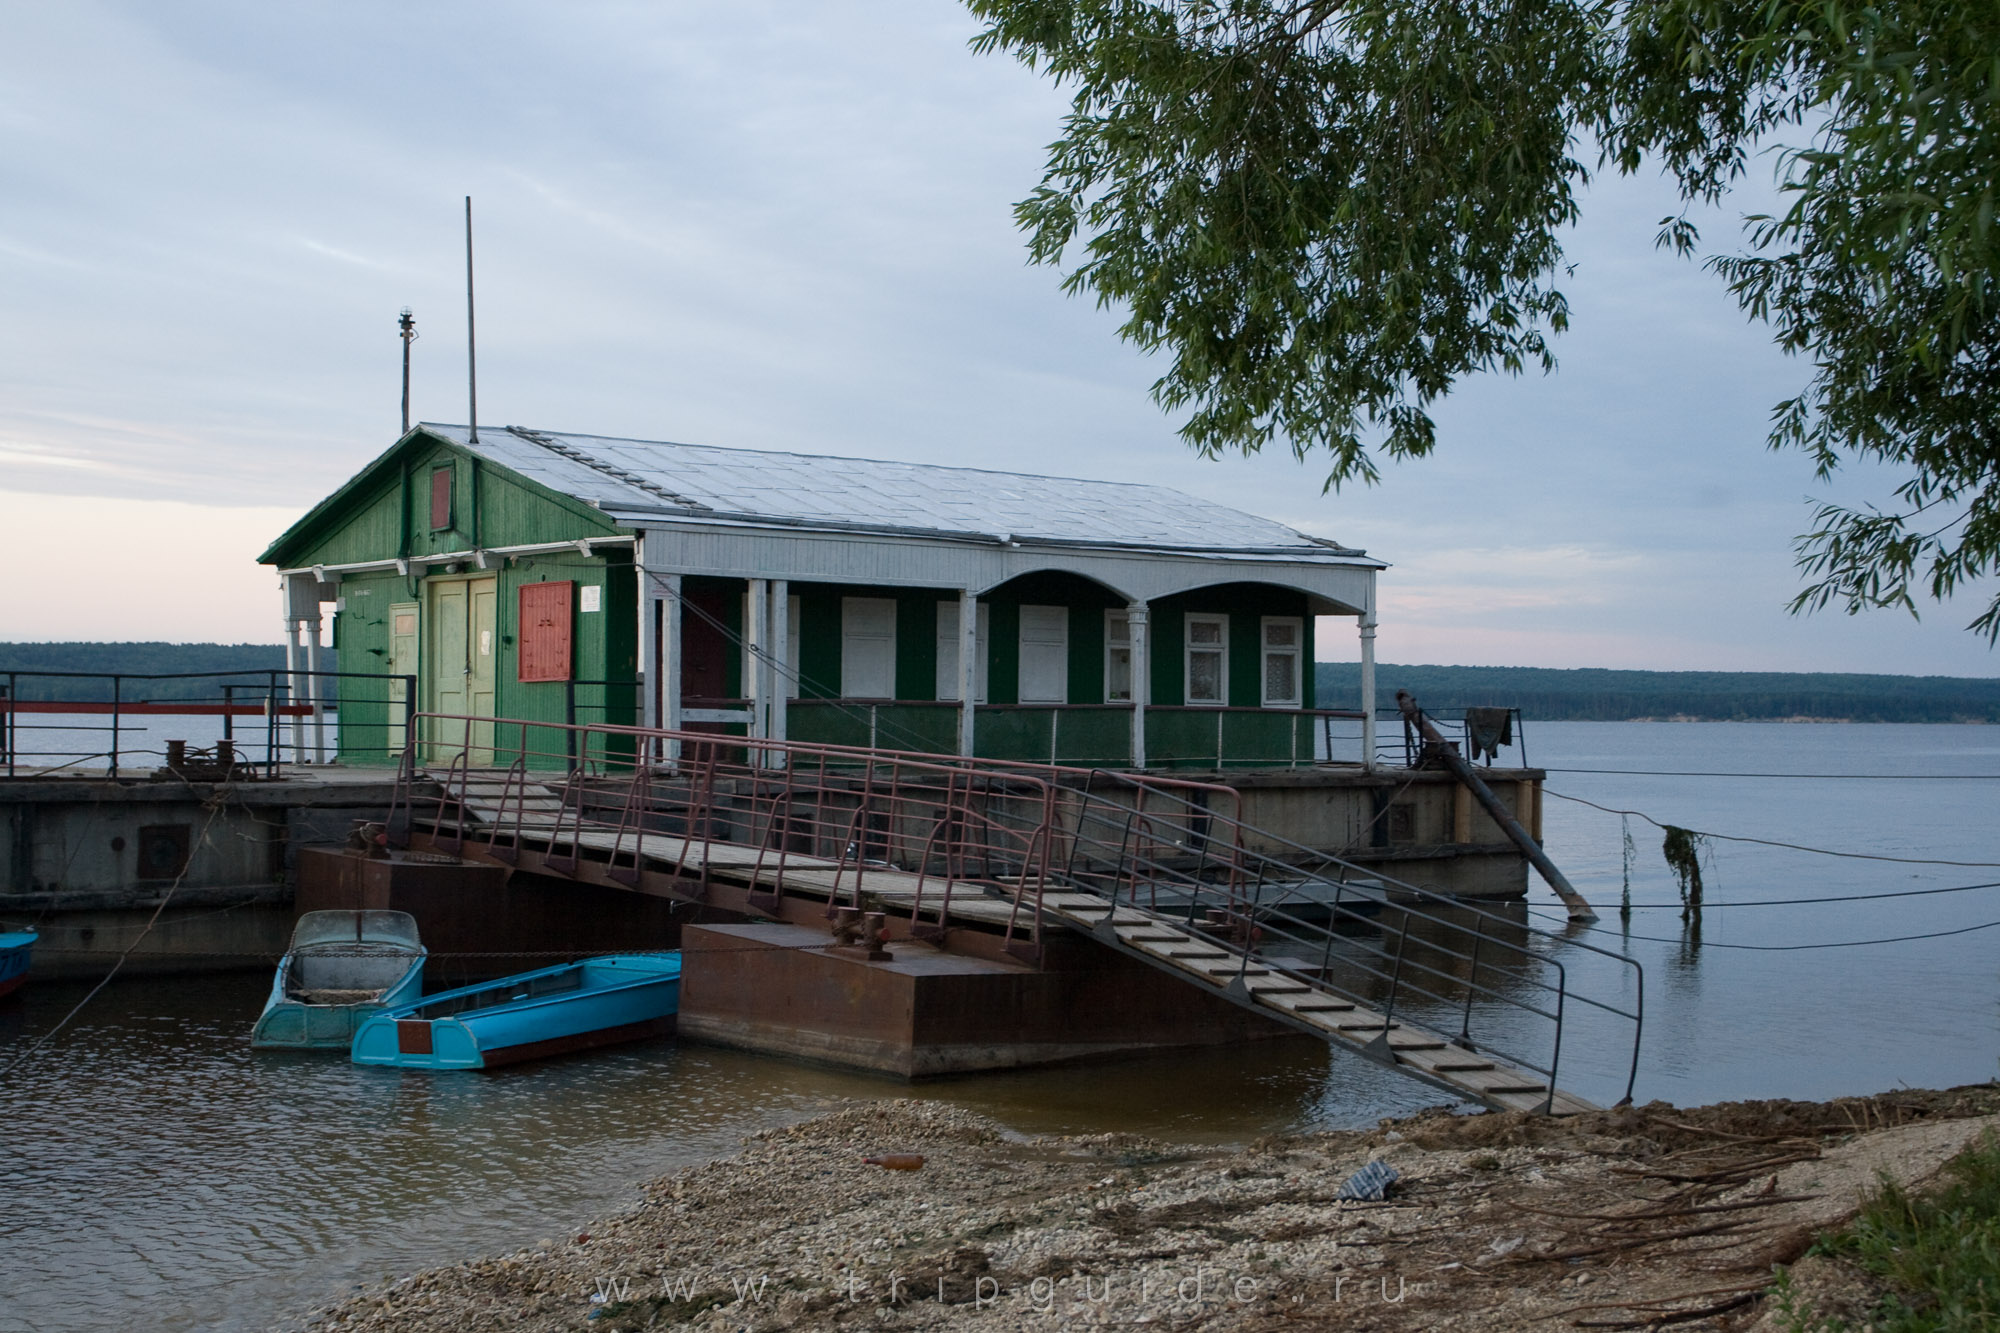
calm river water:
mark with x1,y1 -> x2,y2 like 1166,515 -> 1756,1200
2,721 -> 1996,1332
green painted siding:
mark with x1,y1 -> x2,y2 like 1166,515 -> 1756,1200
986,600 -> 1019,705
1148,583 -> 1313,707
977,571 -> 1120,707
894,589 -> 936,702
797,584 -> 842,698
330,570 -> 413,762
267,431 -> 622,572
790,701 -> 956,754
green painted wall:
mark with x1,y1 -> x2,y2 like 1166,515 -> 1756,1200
278,433 -> 637,764
1148,583 -> 1314,707
269,432 -> 623,573
977,571 -> 1121,707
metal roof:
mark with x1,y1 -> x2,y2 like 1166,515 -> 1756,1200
425,424 -> 1372,562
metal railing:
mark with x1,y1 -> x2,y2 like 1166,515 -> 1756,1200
390,713 -> 1064,962
0,670 -> 416,779
1319,705 -> 1529,769
393,711 -> 1642,1107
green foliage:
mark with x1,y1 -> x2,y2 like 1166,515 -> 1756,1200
1314,661 -> 2000,723
969,1 -> 2000,638
1786,1129 -> 2000,1330
1660,823 -> 1705,925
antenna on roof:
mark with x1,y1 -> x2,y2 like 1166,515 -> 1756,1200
397,307 -> 417,435
464,195 -> 478,444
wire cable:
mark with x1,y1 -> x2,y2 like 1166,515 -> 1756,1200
0,791 -> 230,1080
1528,906 -> 2000,951
1567,878 -> 2000,910
1542,767 -> 2000,780
1545,788 -> 2000,868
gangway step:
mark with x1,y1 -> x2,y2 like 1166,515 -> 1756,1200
1036,892 -> 1597,1115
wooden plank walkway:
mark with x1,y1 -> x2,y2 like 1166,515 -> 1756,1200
431,771 -> 1595,1114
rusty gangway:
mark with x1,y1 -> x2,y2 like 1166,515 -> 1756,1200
387,714 -> 1641,1113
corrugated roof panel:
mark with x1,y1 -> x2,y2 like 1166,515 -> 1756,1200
426,424 -> 1364,557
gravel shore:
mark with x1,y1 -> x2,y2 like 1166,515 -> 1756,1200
293,1085 -> 2000,1332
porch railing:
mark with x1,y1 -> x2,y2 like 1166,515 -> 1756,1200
1319,705 -> 1530,769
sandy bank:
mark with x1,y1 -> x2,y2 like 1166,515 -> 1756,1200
294,1085 -> 2000,1332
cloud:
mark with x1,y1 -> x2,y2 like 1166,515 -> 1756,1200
0,3 -> 1990,675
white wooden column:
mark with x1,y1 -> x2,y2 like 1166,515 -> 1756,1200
282,572 -> 319,765
956,588 -> 977,757
768,578 -> 789,764
1127,600 -> 1149,770
746,579 -> 768,752
301,611 -> 326,764
636,535 -> 656,743
1359,607 -> 1379,772
660,573 -> 684,764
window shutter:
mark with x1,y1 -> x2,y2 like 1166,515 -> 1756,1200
1018,605 -> 1068,705
840,597 -> 897,698
430,465 -> 453,530
518,581 -> 573,682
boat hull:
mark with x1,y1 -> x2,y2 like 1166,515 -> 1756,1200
0,931 -> 37,999
251,910 -> 427,1050
353,953 -> 681,1072
250,962 -> 426,1049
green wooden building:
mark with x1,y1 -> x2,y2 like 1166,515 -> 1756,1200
260,424 -> 1387,771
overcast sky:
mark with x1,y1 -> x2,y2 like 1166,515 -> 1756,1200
1,1 -> 1992,675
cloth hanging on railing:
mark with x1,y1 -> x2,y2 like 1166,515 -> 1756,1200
1462,707 -> 1514,764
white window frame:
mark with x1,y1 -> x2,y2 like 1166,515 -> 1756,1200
1184,612 -> 1229,706
934,600 -> 989,703
1017,604 -> 1069,705
1105,609 -> 1133,703
1259,615 -> 1304,709
840,596 -> 897,699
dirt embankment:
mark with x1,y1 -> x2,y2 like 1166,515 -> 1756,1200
295,1086 -> 2000,1333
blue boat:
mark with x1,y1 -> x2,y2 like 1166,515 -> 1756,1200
251,910 -> 427,1050
0,930 -> 35,999
350,953 -> 681,1071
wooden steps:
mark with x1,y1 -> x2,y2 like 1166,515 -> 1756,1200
1029,896 -> 1592,1116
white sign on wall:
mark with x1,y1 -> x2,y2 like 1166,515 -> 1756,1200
580,585 -> 601,613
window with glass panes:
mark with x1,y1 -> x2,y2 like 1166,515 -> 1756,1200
1261,616 -> 1302,707
1185,613 -> 1227,704
1105,610 -> 1132,702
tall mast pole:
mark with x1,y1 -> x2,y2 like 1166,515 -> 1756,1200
398,307 -> 416,435
465,196 -> 478,443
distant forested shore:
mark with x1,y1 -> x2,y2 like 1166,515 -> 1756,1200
1317,662 -> 2000,723
0,643 -> 1992,721
0,642 -> 328,699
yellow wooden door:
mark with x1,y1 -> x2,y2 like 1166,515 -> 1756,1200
467,578 -> 497,762
424,576 -> 498,765
387,602 -> 418,761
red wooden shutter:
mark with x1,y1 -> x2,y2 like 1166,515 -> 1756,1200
430,466 -> 453,529
518,581 -> 573,682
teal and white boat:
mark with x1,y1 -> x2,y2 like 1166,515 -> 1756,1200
0,929 -> 35,999
251,910 -> 426,1050
350,953 -> 680,1071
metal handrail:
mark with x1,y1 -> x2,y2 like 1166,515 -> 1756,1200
389,710 -> 1641,1106
0,667 -> 417,777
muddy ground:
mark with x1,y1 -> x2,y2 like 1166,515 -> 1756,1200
293,1085 -> 2000,1332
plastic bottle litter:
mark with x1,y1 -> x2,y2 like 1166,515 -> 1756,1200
862,1154 -> 926,1170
